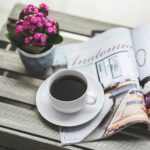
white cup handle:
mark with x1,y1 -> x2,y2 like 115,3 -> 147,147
85,91 -> 97,105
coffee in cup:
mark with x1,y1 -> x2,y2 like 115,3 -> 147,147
48,69 -> 97,113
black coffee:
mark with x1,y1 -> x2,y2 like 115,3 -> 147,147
50,75 -> 87,101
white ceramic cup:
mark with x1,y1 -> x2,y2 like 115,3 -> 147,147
47,69 -> 97,113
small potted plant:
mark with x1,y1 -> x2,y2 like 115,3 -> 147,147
6,3 -> 63,74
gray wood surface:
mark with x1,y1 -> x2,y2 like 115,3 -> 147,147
0,3 -> 149,150
0,101 -> 149,150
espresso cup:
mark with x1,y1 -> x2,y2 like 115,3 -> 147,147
48,69 -> 97,113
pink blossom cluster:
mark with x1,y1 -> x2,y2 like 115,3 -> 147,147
14,3 -> 58,47
25,33 -> 46,46
23,3 -> 48,16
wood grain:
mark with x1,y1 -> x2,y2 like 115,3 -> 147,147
0,75 -> 39,105
0,102 -> 150,150
0,127 -> 71,150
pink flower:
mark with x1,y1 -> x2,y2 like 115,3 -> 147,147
45,22 -> 52,27
33,33 -> 46,46
16,20 -> 24,25
23,21 -> 30,30
29,25 -> 36,31
36,12 -> 44,17
39,3 -> 49,12
46,27 -> 53,34
41,17 -> 47,24
28,4 -> 34,9
33,7 -> 39,14
34,33 -> 41,40
37,21 -> 43,27
45,20 -> 57,34
10,3 -> 61,48
14,25 -> 24,36
23,4 -> 39,15
49,19 -> 56,25
46,27 -> 57,34
23,8 -> 29,15
40,35 -> 46,43
24,36 -> 31,44
30,16 -> 37,23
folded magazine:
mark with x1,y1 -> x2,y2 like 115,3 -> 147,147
52,25 -> 150,145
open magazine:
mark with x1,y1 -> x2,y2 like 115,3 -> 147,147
52,25 -> 150,145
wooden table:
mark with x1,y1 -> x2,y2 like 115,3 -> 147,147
0,3 -> 149,150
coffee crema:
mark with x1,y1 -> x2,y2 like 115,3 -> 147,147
50,75 -> 87,101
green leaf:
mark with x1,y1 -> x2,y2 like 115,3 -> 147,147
6,33 -> 18,46
47,34 -> 63,45
24,45 -> 44,54
19,10 -> 25,19
7,23 -> 16,35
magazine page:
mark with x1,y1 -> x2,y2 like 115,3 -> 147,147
60,94 -> 113,145
53,27 -> 140,93
52,28 -> 149,145
132,24 -> 150,117
132,24 -> 150,82
60,89 -> 149,145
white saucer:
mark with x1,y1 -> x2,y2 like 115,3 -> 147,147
36,72 -> 104,127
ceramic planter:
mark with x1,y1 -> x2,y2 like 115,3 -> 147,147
18,46 -> 55,75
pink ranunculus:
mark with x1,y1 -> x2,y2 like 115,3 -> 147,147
30,25 -> 36,31
40,34 -> 46,43
36,12 -> 44,17
16,20 -> 24,25
46,27 -> 53,34
23,4 -> 39,15
24,36 -> 31,44
23,8 -> 29,15
36,16 -> 41,21
33,33 -> 46,46
33,7 -> 39,14
27,4 -> 34,13
34,33 -> 42,40
30,16 -> 37,23
45,21 -> 52,27
46,25 -> 57,34
14,25 -> 24,36
23,21 -> 30,30
24,16 -> 29,20
41,17 -> 47,24
49,19 -> 56,25
28,4 -> 34,9
39,3 -> 49,12
37,21 -> 43,27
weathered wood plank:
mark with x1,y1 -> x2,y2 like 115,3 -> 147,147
0,24 -> 8,43
0,101 -> 59,141
8,3 -> 118,36
79,137 -> 150,150
0,76 -> 39,105
0,48 -> 29,74
0,102 -> 150,150
0,128 -> 82,150
0,102 -> 89,150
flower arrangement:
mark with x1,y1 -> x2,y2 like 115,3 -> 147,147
6,3 -> 63,54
